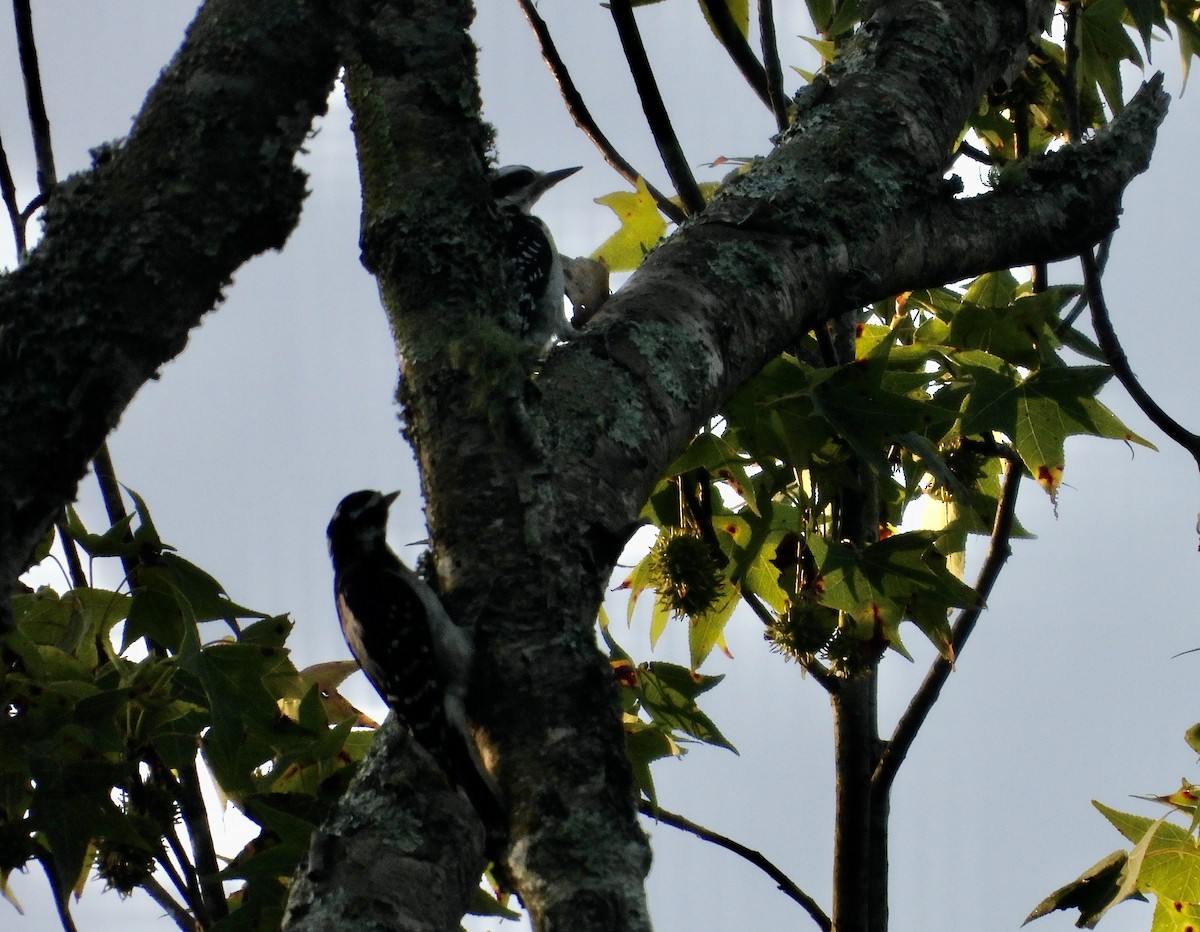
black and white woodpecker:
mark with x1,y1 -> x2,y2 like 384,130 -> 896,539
326,490 -> 504,837
491,164 -> 581,351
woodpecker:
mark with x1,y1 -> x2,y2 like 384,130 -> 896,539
491,164 -> 581,351
327,490 -> 504,837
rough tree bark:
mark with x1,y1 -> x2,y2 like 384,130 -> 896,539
0,0 -> 1168,931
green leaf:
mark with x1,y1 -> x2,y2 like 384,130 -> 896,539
159,553 -> 270,625
959,363 -> 1156,495
63,506 -> 136,559
624,721 -> 677,806
688,581 -> 739,670
1024,850 -> 1140,927
636,662 -> 736,752
1124,0 -> 1157,57
1094,802 -> 1200,902
1077,0 -> 1143,113
809,532 -> 979,659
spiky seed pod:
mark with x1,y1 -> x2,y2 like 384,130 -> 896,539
649,531 -> 725,618
95,836 -> 156,896
766,596 -> 839,661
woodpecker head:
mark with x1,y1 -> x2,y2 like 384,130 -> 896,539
491,164 -> 581,214
327,490 -> 400,564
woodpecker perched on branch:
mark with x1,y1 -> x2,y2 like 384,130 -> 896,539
491,164 -> 581,351
326,490 -> 504,838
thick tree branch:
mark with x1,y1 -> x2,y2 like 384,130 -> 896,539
284,719 -> 485,932
0,0 -> 344,630
534,6 -> 1159,545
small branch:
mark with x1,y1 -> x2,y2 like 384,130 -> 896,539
34,851 -> 79,932
154,844 -> 197,914
12,0 -> 56,195
697,0 -> 773,112
54,516 -> 87,589
758,0 -> 789,133
1058,233 -> 1110,332
741,585 -> 837,691
1083,249 -> 1200,469
638,799 -> 831,930
154,761 -> 228,923
1062,1 -> 1082,141
873,456 -> 1023,794
0,134 -> 26,260
515,0 -> 686,225
91,443 -> 138,583
161,817 -> 204,915
139,873 -> 198,932
953,139 -> 997,165
608,0 -> 706,215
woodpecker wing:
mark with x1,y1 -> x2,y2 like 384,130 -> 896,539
334,551 -> 455,751
504,209 -> 557,330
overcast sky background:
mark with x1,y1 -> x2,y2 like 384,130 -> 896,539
5,3 -> 1200,931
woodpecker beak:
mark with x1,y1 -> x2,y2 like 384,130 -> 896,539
538,165 -> 581,198
381,490 -> 401,508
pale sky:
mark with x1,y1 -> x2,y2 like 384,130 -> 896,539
6,4 -> 1200,931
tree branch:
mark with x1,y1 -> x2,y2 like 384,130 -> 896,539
758,0 -> 789,133
697,0 -> 773,113
873,456 -> 1023,795
138,873 -> 197,932
638,799 -> 830,930
1082,248 -> 1200,469
608,0 -> 705,214
12,0 -> 56,196
515,0 -> 686,225
0,133 -> 26,260
0,0 -> 344,631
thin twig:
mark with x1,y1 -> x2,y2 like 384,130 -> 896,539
1013,102 -> 1047,291
638,799 -> 831,930
742,585 -> 837,691
154,843 -> 196,912
515,0 -> 687,225
12,0 -> 56,195
697,0 -> 773,111
154,760 -> 228,923
1058,233 -> 1110,332
758,0 -> 789,133
1062,1 -> 1082,141
953,139 -> 997,166
139,873 -> 198,932
873,456 -> 1023,794
53,516 -> 87,589
34,851 -> 80,932
160,816 -> 204,915
608,0 -> 706,215
1082,249 -> 1200,469
0,133 -> 26,260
